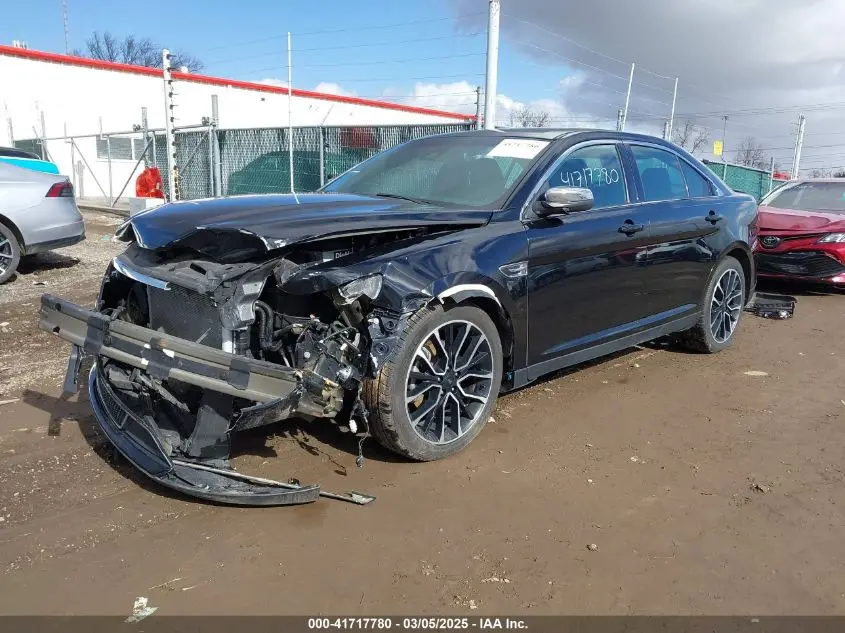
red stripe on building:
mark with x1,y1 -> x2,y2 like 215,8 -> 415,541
0,45 -> 476,122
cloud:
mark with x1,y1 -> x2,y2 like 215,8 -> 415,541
314,82 -> 358,97
448,0 -> 845,171
256,78 -> 288,88
378,79 -> 619,129
381,81 -> 479,114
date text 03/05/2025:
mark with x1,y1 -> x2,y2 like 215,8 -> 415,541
307,617 -> 528,630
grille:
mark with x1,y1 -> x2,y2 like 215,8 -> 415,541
95,367 -> 129,429
756,251 -> 845,278
147,285 -> 222,347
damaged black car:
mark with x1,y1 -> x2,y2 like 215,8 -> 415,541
40,129 -> 757,505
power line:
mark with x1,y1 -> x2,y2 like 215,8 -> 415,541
207,32 -> 485,65
503,14 -> 630,68
675,101 -> 845,119
309,73 -> 485,84
503,13 -> 676,82
509,39 -> 632,83
290,52 -> 486,70
295,31 -> 484,53
356,92 -> 478,100
280,91 -> 479,102
203,11 -> 486,52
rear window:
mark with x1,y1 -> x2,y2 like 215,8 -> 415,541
763,182 -> 845,213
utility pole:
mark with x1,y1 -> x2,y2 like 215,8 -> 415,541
616,108 -> 623,132
621,62 -> 635,131
768,155 -> 775,195
287,31 -> 295,195
483,0 -> 500,130
140,106 -> 148,168
721,115 -> 729,163
61,0 -> 70,54
791,113 -> 806,179
668,77 -> 678,140
211,95 -> 222,197
475,86 -> 483,130
162,49 -> 178,201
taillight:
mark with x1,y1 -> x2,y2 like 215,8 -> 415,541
46,181 -> 74,198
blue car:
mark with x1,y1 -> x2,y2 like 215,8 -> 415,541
0,146 -> 60,175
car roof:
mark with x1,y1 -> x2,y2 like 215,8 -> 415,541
0,146 -> 40,160
788,179 -> 845,184
439,127 -> 678,146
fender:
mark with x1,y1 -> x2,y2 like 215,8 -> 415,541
437,283 -> 502,307
365,272 -> 527,380
718,239 -> 754,263
717,239 -> 756,301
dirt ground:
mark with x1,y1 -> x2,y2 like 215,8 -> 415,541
0,211 -> 844,616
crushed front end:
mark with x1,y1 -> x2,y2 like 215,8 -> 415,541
39,241 -> 388,506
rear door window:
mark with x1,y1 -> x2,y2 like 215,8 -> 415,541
630,145 -> 689,202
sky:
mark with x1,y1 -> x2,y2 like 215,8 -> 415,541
4,0 -> 845,174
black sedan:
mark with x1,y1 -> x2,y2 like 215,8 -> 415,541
40,128 -> 757,505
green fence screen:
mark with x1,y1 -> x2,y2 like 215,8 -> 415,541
703,160 -> 780,201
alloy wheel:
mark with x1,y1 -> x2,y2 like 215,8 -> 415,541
710,268 -> 743,343
0,233 -> 12,277
405,319 -> 494,444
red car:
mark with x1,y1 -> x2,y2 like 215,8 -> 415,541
755,179 -> 845,284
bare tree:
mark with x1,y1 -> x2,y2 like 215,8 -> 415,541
734,136 -> 769,169
672,120 -> 709,154
76,32 -> 204,71
834,170 -> 845,178
508,106 -> 551,128
811,168 -> 833,179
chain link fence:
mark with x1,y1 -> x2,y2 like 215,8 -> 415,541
149,123 -> 474,201
12,122 -> 474,205
15,124 -> 794,207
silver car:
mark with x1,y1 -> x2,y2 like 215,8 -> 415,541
0,162 -> 85,283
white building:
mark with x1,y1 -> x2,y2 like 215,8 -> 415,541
0,43 -> 474,200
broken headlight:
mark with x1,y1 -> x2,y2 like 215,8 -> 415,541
335,274 -> 383,305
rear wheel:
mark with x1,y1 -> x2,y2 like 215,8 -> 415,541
363,304 -> 503,461
0,223 -> 21,284
677,256 -> 745,353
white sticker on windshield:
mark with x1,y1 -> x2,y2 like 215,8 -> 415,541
486,139 -> 549,160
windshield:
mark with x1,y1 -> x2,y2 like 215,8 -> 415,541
322,135 -> 550,209
762,181 -> 845,213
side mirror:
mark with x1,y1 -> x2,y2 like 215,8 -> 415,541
537,186 -> 594,216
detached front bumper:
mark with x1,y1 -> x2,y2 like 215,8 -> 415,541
87,364 -> 319,505
38,293 -> 334,505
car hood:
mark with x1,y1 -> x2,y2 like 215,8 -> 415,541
758,205 -> 845,234
118,193 -> 493,253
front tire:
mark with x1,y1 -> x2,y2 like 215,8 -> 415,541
363,304 -> 503,461
677,256 -> 745,353
0,222 -> 21,284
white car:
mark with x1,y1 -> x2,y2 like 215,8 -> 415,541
0,162 -> 85,283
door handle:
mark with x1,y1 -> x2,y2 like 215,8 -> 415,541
618,220 -> 644,236
705,210 -> 724,224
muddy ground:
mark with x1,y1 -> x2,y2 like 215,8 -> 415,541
0,211 -> 844,616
